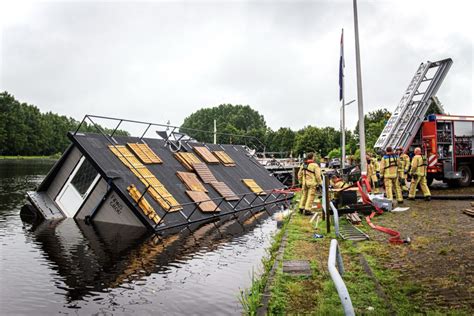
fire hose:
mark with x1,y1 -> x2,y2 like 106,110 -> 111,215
357,176 -> 407,244
272,187 -> 301,209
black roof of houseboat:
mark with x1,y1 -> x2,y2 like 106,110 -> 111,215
55,115 -> 291,231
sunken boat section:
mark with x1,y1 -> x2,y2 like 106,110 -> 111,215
26,116 -> 291,232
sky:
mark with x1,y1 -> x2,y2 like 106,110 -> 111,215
1,0 -> 472,134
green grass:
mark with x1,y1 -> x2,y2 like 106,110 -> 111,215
241,193 -> 470,315
239,215 -> 289,315
265,207 -> 428,315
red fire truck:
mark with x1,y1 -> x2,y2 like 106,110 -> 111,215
409,114 -> 474,187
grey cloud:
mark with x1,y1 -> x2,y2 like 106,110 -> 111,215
1,0 -> 472,134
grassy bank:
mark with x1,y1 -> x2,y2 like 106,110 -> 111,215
0,154 -> 60,160
265,213 -> 426,314
241,200 -> 470,315
239,216 -> 289,314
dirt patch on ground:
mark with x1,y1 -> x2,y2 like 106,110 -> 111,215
369,185 -> 474,311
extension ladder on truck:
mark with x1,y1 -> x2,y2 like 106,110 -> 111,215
374,58 -> 453,152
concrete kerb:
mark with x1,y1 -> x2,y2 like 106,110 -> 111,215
256,212 -> 292,315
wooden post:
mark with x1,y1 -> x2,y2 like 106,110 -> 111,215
324,175 -> 331,233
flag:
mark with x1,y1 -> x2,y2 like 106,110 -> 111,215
339,28 -> 344,101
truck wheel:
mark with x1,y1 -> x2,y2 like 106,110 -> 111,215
457,165 -> 472,187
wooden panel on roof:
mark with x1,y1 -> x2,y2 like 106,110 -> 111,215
141,180 -> 182,212
109,145 -> 144,169
130,167 -> 155,180
186,190 -> 220,212
127,184 -> 161,224
193,146 -> 220,164
174,152 -> 202,171
193,162 -> 218,184
210,181 -> 239,201
127,143 -> 163,164
242,178 -> 267,195
176,171 -> 208,192
212,151 -> 236,166
110,145 -> 182,212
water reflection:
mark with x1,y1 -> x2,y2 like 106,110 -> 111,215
1,159 -> 278,315
0,159 -> 55,214
22,209 -> 272,304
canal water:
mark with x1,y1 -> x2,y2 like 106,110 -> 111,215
0,159 -> 278,315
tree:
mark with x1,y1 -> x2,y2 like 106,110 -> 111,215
0,91 -> 128,156
293,126 -> 342,157
354,108 -> 391,150
327,148 -> 341,159
426,96 -> 445,115
180,104 -> 267,150
265,127 -> 296,154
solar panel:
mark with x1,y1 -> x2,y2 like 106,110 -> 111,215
127,143 -> 163,164
212,151 -> 236,166
193,162 -> 218,184
174,152 -> 202,171
176,171 -> 208,192
186,190 -> 221,212
210,181 -> 239,201
242,178 -> 267,195
127,184 -> 161,224
193,146 -> 220,164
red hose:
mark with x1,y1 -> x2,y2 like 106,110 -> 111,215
357,176 -> 404,244
272,188 -> 299,209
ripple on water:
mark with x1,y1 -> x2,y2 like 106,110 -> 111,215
1,160 -> 279,315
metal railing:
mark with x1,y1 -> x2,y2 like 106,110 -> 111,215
329,201 -> 340,237
74,114 -> 267,152
72,114 -> 292,230
152,188 -> 292,232
328,239 -> 354,316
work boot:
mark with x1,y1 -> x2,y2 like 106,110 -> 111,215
397,200 -> 404,204
299,208 -> 304,214
424,196 -> 431,201
407,197 -> 415,201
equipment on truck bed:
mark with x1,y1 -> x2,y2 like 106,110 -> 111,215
414,114 -> 474,187
374,58 -> 473,187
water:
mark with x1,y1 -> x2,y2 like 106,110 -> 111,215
0,159 -> 278,315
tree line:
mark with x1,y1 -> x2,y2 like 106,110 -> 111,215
181,103 -> 391,159
1,91 -> 393,158
0,92 -> 127,156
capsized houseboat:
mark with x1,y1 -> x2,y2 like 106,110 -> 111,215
26,115 -> 292,232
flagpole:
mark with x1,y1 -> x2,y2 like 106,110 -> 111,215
341,28 -> 346,169
353,0 -> 367,176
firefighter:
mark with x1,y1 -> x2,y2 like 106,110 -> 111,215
380,146 -> 403,204
366,154 -> 380,194
395,147 -> 410,192
330,174 -> 349,189
298,152 -> 322,214
408,147 -> 431,201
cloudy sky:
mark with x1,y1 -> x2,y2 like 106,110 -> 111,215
1,0 -> 472,133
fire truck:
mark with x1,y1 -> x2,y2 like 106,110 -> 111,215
374,58 -> 474,187
410,114 -> 474,187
